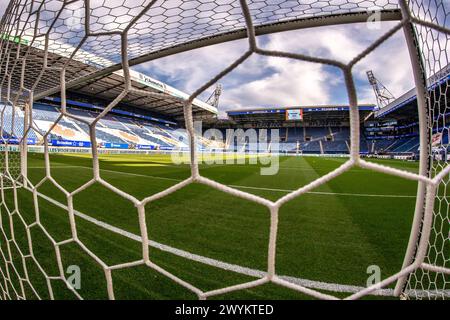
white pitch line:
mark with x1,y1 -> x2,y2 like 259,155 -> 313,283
228,184 -> 416,198
28,165 -> 417,198
28,165 -> 181,182
34,189 -> 395,297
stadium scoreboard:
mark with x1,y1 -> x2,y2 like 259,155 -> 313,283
285,109 -> 303,121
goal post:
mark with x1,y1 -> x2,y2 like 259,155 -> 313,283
0,0 -> 448,300
395,0 -> 449,299
393,14 -> 431,297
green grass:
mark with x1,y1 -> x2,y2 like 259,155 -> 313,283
0,152 -> 426,299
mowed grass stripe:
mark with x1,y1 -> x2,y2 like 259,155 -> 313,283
2,153 -> 419,298
27,154 -> 417,276
27,163 -> 417,198
275,157 -> 390,285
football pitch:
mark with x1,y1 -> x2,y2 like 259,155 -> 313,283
1,153 -> 425,299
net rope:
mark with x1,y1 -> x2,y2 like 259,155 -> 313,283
401,0 -> 450,300
0,0 -> 449,300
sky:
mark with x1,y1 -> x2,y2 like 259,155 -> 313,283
136,21 -> 414,117
0,1 -> 418,118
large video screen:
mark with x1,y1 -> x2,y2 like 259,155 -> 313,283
286,109 -> 303,120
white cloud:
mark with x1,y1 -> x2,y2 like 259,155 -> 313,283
136,39 -> 249,94
351,30 -> 414,103
259,22 -> 414,103
0,0 -> 8,17
139,21 -> 415,117
221,55 -> 333,111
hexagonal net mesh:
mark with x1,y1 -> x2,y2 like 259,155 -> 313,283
0,0 -> 448,300
401,0 -> 450,300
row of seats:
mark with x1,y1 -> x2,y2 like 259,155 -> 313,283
322,140 -> 348,153
283,127 -> 350,143
300,141 -> 321,153
1,104 -> 39,140
389,137 -> 420,153
0,102 -> 424,154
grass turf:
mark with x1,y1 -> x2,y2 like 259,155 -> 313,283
0,152 -> 425,299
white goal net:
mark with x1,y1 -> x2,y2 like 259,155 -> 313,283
0,0 -> 448,300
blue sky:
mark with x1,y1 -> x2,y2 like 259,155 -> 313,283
0,1 -> 422,117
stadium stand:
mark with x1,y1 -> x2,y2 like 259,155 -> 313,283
300,140 -> 321,154
3,62 -> 446,158
322,140 -> 348,154
0,99 -> 422,157
286,127 -> 304,143
373,139 -> 394,152
224,105 -> 384,155
305,127 -> 328,141
390,136 -> 420,153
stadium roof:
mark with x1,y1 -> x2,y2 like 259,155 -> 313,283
375,64 -> 450,119
226,104 -> 376,123
0,36 -> 217,121
227,104 -> 375,115
66,67 -> 218,118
